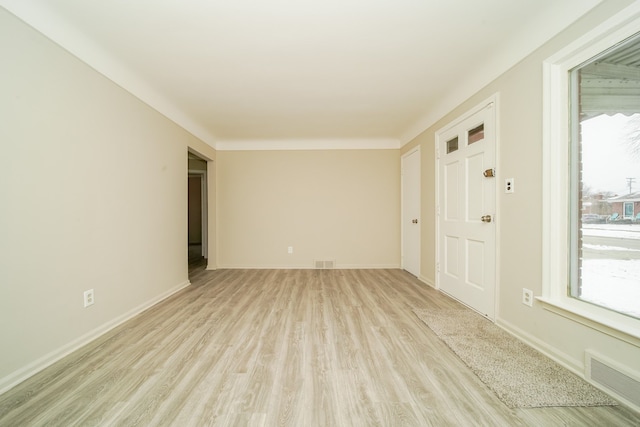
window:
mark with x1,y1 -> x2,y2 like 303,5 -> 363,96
624,202 -> 634,219
542,3 -> 640,344
569,34 -> 640,320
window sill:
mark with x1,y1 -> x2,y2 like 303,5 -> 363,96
537,297 -> 640,349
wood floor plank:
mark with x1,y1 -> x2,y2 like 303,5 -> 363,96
0,266 -> 639,426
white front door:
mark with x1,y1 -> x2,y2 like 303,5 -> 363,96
402,148 -> 420,277
437,100 -> 496,319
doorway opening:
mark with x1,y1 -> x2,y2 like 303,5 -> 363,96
188,151 -> 208,274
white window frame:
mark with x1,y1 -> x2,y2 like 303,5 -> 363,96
540,3 -> 640,347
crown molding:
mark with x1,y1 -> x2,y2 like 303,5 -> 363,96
215,138 -> 400,151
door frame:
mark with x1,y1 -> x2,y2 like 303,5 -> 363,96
188,148 -> 212,262
401,146 -> 421,277
435,94 -> 499,319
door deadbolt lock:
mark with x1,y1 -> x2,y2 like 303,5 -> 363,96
483,168 -> 495,178
481,215 -> 492,223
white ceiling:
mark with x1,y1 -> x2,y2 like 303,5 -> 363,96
1,0 -> 601,150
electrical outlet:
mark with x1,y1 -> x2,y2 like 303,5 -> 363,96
84,289 -> 94,308
522,288 -> 533,307
287,246 -> 293,254
505,178 -> 515,193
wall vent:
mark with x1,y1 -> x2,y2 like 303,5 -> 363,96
314,260 -> 335,269
585,350 -> 640,412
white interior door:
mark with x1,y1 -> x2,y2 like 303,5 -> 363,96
437,101 -> 496,319
402,148 -> 420,277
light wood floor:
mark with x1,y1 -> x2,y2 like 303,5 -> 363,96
1,262 -> 639,426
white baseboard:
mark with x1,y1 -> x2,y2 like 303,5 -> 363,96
496,316 -> 583,377
419,275 -> 436,288
0,280 -> 191,395
336,263 -> 401,269
215,264 -> 305,269
216,263 -> 401,269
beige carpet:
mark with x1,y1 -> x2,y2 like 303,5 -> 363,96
413,307 -> 618,408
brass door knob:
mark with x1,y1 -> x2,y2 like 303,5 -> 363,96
481,215 -> 492,223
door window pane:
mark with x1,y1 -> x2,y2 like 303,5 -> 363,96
447,137 -> 459,153
570,33 -> 640,319
468,124 -> 484,144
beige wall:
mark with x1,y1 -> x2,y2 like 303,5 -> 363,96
0,8 -> 215,391
401,0 -> 640,375
216,150 -> 400,268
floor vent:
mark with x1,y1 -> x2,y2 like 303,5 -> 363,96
585,350 -> 640,411
314,260 -> 335,269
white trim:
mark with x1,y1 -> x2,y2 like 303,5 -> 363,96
493,94 -> 502,322
336,264 -> 402,269
537,297 -> 640,347
401,147 -> 421,277
0,280 -> 191,395
187,147 -> 213,163
542,2 -> 640,344
214,138 -> 400,151
496,316 -> 584,376
207,159 -> 217,271
434,126 -> 441,291
419,275 -> 436,288
215,264 -> 401,270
